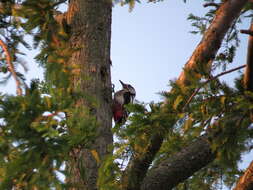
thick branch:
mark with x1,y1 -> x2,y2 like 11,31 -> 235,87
141,135 -> 215,190
244,20 -> 253,91
243,20 -> 253,122
203,3 -> 220,8
0,39 -> 22,95
122,133 -> 164,190
241,29 -> 253,36
122,0 -> 248,190
178,0 -> 247,86
233,160 -> 253,190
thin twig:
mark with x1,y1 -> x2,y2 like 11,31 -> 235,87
183,64 -> 246,111
0,39 -> 22,95
240,29 -> 253,36
203,3 -> 220,8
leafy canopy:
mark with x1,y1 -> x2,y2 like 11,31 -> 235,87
0,0 -> 252,189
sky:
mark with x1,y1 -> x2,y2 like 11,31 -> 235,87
111,0 -> 252,170
111,0 -> 250,102
0,0 -> 252,180
112,0 -> 205,102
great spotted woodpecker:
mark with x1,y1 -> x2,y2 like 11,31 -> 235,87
112,80 -> 136,124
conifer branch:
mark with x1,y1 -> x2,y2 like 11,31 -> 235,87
0,2 -> 67,25
124,0 -> 248,188
183,64 -> 246,111
178,0 -> 247,86
138,0 -> 248,189
0,38 -> 22,95
240,29 -> 253,36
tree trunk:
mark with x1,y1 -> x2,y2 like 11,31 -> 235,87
66,0 -> 113,189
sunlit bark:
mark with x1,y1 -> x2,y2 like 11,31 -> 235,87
244,20 -> 253,91
234,160 -> 253,190
178,0 -> 247,85
243,19 -> 253,122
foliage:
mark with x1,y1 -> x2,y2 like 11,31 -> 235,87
0,0 -> 97,189
188,1 -> 242,73
100,1 -> 253,189
0,0 -> 252,189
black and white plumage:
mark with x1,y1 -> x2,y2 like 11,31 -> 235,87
112,80 -> 136,124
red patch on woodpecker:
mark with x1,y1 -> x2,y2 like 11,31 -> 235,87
112,102 -> 125,124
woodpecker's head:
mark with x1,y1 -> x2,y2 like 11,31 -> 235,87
119,80 -> 136,102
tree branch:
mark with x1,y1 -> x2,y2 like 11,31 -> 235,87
244,20 -> 253,91
141,135 -> 215,190
233,160 -> 253,190
141,115 -> 247,190
243,19 -> 253,122
203,3 -> 220,8
241,29 -> 253,36
226,17 -> 253,190
178,0 -> 247,86
183,64 -> 246,111
0,39 -> 22,95
123,0 -> 248,190
122,133 -> 164,190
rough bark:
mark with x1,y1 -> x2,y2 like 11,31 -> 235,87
234,160 -> 253,190
123,1 -> 248,190
141,135 -> 215,190
66,0 -> 113,189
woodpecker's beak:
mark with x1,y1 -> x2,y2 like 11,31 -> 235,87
119,80 -> 127,89
119,80 -> 125,86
